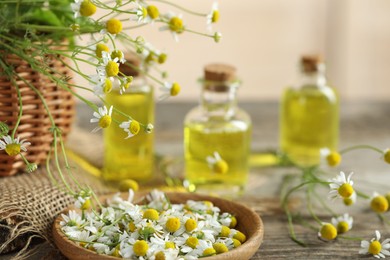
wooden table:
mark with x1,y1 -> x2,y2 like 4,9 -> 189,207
1,101 -> 390,259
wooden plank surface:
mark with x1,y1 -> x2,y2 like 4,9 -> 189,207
1,101 -> 390,259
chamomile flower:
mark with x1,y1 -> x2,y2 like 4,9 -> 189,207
92,77 -> 114,96
60,210 -> 85,228
105,18 -> 123,35
90,105 -> 113,133
360,230 -> 390,258
110,49 -> 126,64
370,192 -> 389,213
97,51 -> 120,79
331,213 -> 353,234
318,222 -> 338,241
328,171 -> 354,200
75,196 -> 91,210
119,119 -> 140,139
206,152 -> 229,175
0,135 -> 30,156
147,5 -> 160,21
160,13 -> 184,42
321,148 -> 342,167
159,82 -> 181,100
94,43 -> 110,59
71,0 -> 97,18
207,2 -> 220,30
132,4 -> 149,24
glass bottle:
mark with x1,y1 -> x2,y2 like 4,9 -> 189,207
279,55 -> 339,167
184,63 -> 252,198
103,53 -> 154,183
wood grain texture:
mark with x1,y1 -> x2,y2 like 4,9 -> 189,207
53,192 -> 264,260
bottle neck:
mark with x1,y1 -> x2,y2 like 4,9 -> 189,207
300,63 -> 327,88
200,80 -> 240,117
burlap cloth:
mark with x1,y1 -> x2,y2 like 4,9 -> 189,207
0,127 -> 113,259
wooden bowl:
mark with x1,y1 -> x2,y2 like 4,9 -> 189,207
53,192 -> 264,260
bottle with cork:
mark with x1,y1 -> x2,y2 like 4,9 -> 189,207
103,52 -> 154,183
279,55 -> 339,167
184,63 -> 252,197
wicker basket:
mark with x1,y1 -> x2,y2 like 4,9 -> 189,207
0,51 -> 75,176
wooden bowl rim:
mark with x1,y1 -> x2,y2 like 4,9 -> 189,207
53,191 -> 264,260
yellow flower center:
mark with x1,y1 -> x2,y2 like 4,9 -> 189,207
128,221 -> 137,232
371,195 -> 389,213
384,150 -> 390,164
112,247 -> 120,257
79,0 -> 97,17
170,82 -> 181,96
230,216 -> 237,228
106,18 -> 123,35
98,115 -> 112,129
169,17 -> 184,33
103,78 -> 112,93
147,5 -> 159,19
203,201 -> 213,208
185,219 -> 197,232
338,183 -> 354,198
319,223 -> 337,240
141,7 -> 148,18
233,230 -> 246,243
219,225 -> 231,237
155,251 -> 165,260
369,240 -> 382,255
213,159 -> 229,174
165,241 -> 175,249
5,143 -> 21,156
143,208 -> 159,220
133,240 -> 148,256
211,10 -> 220,23
119,179 -> 139,192
96,43 -> 109,58
105,60 -> 119,77
81,199 -> 91,210
166,217 -> 181,233
186,237 -> 199,249
337,221 -> 349,234
158,53 -> 167,64
129,120 -> 140,135
326,152 -> 341,167
203,247 -> 216,257
232,238 -> 241,248
213,242 -> 228,254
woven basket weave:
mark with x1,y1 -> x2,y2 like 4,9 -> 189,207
0,52 -> 75,176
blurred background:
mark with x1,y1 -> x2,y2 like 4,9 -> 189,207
76,0 -> 390,102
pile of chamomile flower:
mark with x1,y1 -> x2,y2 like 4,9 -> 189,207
60,189 -> 246,259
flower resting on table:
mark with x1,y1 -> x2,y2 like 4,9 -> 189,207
359,230 -> 390,258
331,213 -> 353,234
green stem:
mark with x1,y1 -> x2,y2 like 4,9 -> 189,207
340,145 -> 383,155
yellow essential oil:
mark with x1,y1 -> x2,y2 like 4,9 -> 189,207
103,87 -> 154,182
103,54 -> 154,183
279,56 -> 339,167
184,121 -> 251,196
184,63 -> 252,197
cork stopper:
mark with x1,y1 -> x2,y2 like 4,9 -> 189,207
119,53 -> 141,77
300,54 -> 323,73
204,63 -> 236,82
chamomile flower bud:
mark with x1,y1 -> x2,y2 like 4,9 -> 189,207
70,24 -> 80,32
26,163 -> 38,173
370,192 -> 389,213
318,223 -> 337,241
106,18 -> 123,35
146,123 -> 154,134
158,53 -> 167,64
213,32 -> 222,43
